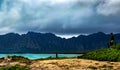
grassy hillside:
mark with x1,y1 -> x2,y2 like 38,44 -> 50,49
78,44 -> 120,62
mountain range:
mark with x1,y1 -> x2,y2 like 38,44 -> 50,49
0,32 -> 120,53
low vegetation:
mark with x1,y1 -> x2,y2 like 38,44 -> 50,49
0,55 -> 30,64
0,65 -> 29,70
78,43 -> 120,62
34,56 -> 76,61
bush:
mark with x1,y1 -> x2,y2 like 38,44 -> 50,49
0,55 -> 31,64
111,43 -> 120,50
9,56 -> 30,63
78,43 -> 120,62
0,65 -> 29,70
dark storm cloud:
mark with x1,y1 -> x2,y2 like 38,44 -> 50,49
0,0 -> 120,35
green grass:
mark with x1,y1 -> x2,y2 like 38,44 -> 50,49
0,65 -> 29,70
78,43 -> 120,62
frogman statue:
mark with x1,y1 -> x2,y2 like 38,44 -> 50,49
109,33 -> 115,47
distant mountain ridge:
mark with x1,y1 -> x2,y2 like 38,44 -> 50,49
0,32 -> 120,53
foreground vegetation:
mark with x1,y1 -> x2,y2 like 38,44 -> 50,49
0,55 -> 30,64
0,65 -> 29,70
34,56 -> 76,61
78,43 -> 120,62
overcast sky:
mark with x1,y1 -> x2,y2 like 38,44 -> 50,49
0,0 -> 120,35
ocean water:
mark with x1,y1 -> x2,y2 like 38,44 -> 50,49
0,54 -> 82,60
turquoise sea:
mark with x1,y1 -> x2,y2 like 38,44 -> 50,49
0,54 -> 82,60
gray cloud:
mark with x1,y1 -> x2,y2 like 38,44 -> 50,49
0,0 -> 120,35
97,0 -> 120,16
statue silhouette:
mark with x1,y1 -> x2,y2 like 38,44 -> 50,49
109,33 -> 115,47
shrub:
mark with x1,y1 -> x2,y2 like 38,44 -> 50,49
78,43 -> 120,62
111,43 -> 120,50
0,65 -> 29,70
